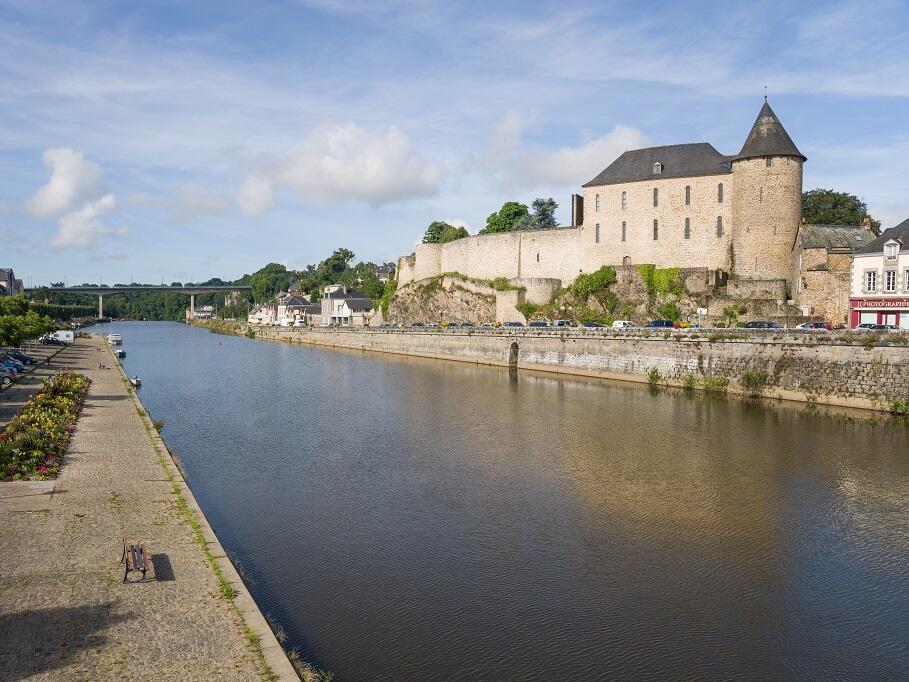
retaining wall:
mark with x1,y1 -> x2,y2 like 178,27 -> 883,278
252,327 -> 909,412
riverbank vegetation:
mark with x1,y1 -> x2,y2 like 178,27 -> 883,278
0,370 -> 90,481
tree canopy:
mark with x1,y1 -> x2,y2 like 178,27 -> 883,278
802,188 -> 881,235
422,221 -> 469,244
480,201 -> 530,234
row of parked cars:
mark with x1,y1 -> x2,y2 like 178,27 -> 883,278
396,319 -> 899,332
0,349 -> 40,387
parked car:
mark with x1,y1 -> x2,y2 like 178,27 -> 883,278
612,320 -> 635,329
460,322 -> 476,328
529,321 -> 549,328
743,321 -> 782,329
581,320 -> 607,328
5,350 -> 38,365
646,319 -> 674,328
410,322 -> 425,327
39,334 -> 65,345
426,322 -> 439,328
552,320 -> 573,328
479,322 -> 494,328
503,321 -> 525,327
796,321 -> 832,330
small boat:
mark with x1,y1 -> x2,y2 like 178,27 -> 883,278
106,333 -> 122,345
114,349 -> 126,358
130,376 -> 141,387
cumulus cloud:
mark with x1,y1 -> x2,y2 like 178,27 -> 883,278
511,125 -> 649,187
50,194 -> 125,248
274,123 -> 440,206
235,174 -> 275,215
174,184 -> 229,221
26,148 -> 105,217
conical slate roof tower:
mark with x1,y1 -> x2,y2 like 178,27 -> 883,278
735,101 -> 806,162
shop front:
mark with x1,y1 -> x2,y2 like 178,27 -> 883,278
849,297 -> 909,328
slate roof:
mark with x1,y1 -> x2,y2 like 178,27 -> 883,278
324,287 -> 366,299
344,298 -> 374,311
583,143 -> 732,187
799,224 -> 876,251
854,218 -> 909,255
302,304 -> 322,315
735,102 -> 806,162
281,294 -> 311,307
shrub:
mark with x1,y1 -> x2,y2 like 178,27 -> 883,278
517,301 -> 540,319
152,418 -> 165,432
647,367 -> 662,385
701,375 -> 730,393
682,373 -> 696,389
570,266 -> 617,302
740,370 -> 769,395
244,327 -> 256,339
657,302 -> 681,322
0,370 -> 90,480
890,399 -> 909,417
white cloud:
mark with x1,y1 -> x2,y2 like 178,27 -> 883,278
508,125 -> 649,188
274,123 -> 440,206
235,174 -> 275,216
26,147 -> 105,217
174,184 -> 229,221
50,194 -> 125,248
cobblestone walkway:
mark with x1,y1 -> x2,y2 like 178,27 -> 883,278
0,336 -> 283,681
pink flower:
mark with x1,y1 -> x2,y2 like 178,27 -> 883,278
36,465 -> 48,473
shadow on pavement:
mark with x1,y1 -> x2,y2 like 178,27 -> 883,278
0,602 -> 131,680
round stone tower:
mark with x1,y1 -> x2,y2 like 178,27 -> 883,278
730,101 -> 805,284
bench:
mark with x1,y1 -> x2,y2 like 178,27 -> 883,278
120,539 -> 154,582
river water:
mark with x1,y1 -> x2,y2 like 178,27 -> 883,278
91,321 -> 909,681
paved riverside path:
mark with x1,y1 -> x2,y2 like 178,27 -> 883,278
0,336 -> 294,681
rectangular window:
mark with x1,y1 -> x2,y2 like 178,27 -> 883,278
885,270 -> 897,292
653,188 -> 658,207
865,271 -> 877,292
653,219 -> 659,240
685,186 -> 691,206
621,221 -> 626,242
684,217 -> 690,239
621,191 -> 627,210
765,157 -> 773,167
718,183 -> 724,203
905,269 -> 909,292
716,216 -> 723,237
595,223 -> 600,244
595,194 -> 600,212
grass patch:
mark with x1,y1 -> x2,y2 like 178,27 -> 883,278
740,370 -> 769,396
890,398 -> 909,417
647,367 -> 662,385
682,373 -> 696,389
701,375 -> 730,393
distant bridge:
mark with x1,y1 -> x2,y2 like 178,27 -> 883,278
33,285 -> 252,318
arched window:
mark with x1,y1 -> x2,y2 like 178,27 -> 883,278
595,194 -> 600,212
595,223 -> 600,244
684,217 -> 690,239
621,191 -> 627,210
717,183 -> 724,203
716,216 -> 724,237
653,219 -> 659,240
653,162 -> 663,175
536,252 -> 540,262
685,185 -> 691,205
653,187 -> 659,207
621,221 -> 626,242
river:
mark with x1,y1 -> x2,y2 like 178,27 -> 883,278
90,321 -> 909,681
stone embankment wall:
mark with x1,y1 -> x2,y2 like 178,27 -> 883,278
251,327 -> 909,412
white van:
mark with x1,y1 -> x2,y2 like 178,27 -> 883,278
53,330 -> 75,344
611,320 -> 635,330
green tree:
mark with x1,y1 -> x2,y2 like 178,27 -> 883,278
438,225 -> 469,243
479,201 -> 529,234
315,248 -> 355,286
802,188 -> 881,235
531,197 -> 558,228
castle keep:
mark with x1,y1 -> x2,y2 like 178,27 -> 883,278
397,102 -> 868,321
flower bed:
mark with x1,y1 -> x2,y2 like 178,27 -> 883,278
0,370 -> 90,481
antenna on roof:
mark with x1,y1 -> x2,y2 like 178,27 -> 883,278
764,85 -> 768,103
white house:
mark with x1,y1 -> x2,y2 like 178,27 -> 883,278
849,218 -> 909,328
277,294 -> 312,326
320,285 -> 375,326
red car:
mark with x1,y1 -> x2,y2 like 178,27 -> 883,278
797,321 -> 832,330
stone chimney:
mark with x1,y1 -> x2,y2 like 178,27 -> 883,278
862,216 -> 872,230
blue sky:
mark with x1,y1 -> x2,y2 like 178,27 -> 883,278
4,0 -> 909,286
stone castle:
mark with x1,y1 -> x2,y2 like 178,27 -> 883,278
397,101 -> 872,322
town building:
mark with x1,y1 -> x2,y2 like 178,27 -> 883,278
0,268 -> 22,295
192,305 -> 214,320
320,285 -> 375,326
397,101 -> 870,322
792,219 -> 876,322
276,294 -> 312,326
849,218 -> 909,329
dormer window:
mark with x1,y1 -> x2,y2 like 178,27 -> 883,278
884,241 -> 899,259
652,162 -> 662,175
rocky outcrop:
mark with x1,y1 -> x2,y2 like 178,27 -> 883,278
387,276 -> 497,324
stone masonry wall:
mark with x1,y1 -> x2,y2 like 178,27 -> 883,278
254,327 -> 909,411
